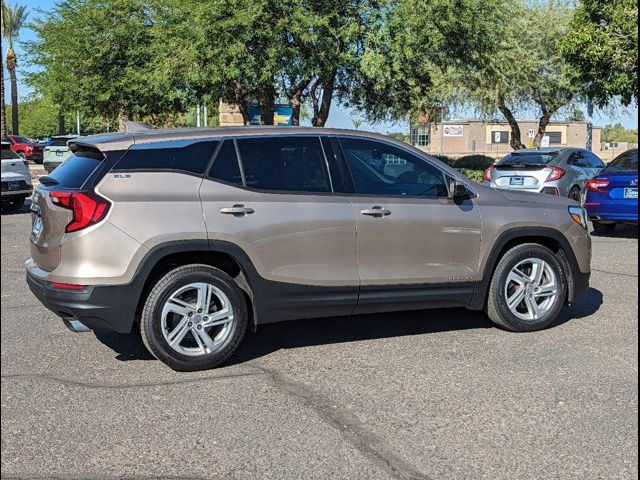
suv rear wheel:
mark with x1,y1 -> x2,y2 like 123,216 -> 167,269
140,264 -> 248,371
486,244 -> 567,332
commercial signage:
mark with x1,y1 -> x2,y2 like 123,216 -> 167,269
443,125 -> 464,137
247,105 -> 294,126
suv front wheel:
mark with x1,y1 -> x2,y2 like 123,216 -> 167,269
486,244 -> 567,332
140,264 -> 248,371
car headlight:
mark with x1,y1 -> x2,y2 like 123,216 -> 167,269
569,206 -> 587,229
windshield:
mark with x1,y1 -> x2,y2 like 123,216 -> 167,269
498,152 -> 559,166
606,150 -> 638,173
11,136 -> 31,144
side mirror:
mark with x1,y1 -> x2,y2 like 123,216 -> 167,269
450,179 -> 470,201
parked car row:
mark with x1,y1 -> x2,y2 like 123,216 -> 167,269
484,147 -> 638,233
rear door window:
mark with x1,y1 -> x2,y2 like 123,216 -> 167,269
209,140 -> 243,184
235,137 -> 331,193
114,140 -> 219,175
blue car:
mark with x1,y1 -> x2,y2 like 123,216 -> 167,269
585,148 -> 638,234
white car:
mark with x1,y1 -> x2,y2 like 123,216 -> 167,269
1,141 -> 32,212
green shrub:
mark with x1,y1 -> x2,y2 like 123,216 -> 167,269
452,155 -> 495,170
459,169 -> 485,183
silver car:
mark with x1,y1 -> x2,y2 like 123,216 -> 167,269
1,141 -> 33,212
484,148 -> 605,202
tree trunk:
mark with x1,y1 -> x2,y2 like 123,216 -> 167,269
533,112 -> 554,147
289,78 -> 310,126
0,63 -> 7,138
311,71 -> 336,127
259,84 -> 276,126
497,98 -> 525,150
57,113 -> 65,135
6,48 -> 19,135
117,110 -> 129,132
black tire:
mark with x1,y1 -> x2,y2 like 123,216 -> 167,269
486,243 -> 567,332
592,222 -> 616,234
1,198 -> 25,212
568,186 -> 581,203
139,264 -> 248,371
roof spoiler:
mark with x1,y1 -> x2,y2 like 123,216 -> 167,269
122,120 -> 153,133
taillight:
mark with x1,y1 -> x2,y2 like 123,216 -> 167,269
51,281 -> 86,290
484,165 -> 496,182
586,179 -> 610,193
50,191 -> 111,232
545,167 -> 565,182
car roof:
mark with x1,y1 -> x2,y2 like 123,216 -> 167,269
69,126 -> 405,152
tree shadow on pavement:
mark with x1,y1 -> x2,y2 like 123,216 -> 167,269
92,287 -> 603,365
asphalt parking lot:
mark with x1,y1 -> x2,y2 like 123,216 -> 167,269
1,203 -> 638,480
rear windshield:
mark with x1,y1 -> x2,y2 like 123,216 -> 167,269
45,150 -> 104,189
1,146 -> 20,159
498,152 -> 559,166
49,137 -> 72,147
606,150 -> 638,173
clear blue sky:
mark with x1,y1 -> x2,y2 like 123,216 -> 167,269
8,0 -> 638,133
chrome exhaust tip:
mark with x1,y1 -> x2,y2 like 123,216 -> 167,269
62,318 -> 92,333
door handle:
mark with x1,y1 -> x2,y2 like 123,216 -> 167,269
361,206 -> 391,217
219,205 -> 255,216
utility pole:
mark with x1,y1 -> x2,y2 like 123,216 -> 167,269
76,110 -> 81,136
196,104 -> 201,127
203,105 -> 208,127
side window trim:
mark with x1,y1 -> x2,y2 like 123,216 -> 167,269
317,137 -> 335,193
232,138 -> 248,187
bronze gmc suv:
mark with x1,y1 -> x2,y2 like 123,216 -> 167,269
26,127 -> 592,371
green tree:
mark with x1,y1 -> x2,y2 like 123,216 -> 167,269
25,0 -> 184,131
350,0 -> 581,150
562,0 -> 638,107
1,1 -> 28,135
150,0 -> 369,126
601,123 -> 638,143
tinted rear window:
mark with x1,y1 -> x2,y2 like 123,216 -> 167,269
1,146 -> 20,159
46,151 -> 104,189
49,137 -> 73,147
606,150 -> 638,173
115,140 -> 218,175
498,152 -> 559,166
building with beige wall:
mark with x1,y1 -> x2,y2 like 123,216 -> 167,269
410,120 -> 605,159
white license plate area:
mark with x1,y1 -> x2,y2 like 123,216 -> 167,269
509,177 -> 525,186
624,188 -> 638,199
55,150 -> 63,156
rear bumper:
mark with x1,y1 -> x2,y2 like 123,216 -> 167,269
26,270 -> 140,333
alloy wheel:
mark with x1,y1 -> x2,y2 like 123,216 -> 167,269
161,282 -> 235,357
504,258 -> 559,321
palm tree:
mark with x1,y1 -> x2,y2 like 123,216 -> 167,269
1,1 -> 28,135
1,63 -> 7,137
